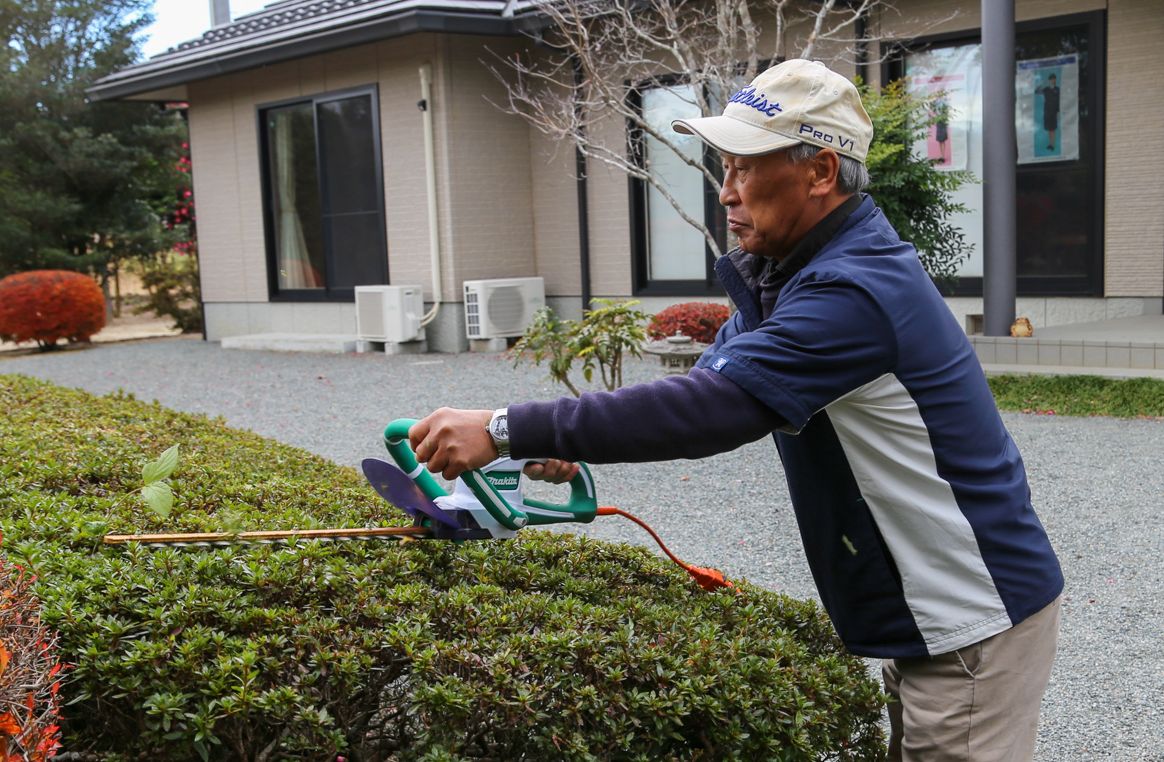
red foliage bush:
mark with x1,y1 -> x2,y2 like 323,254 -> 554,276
647,302 -> 731,344
0,270 -> 105,349
0,549 -> 64,761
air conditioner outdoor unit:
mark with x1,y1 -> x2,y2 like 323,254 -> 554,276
355,285 -> 425,343
463,277 -> 545,339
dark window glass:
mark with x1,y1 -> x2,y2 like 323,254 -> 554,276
1014,24 -> 1094,286
1017,168 -> 1091,280
327,213 -> 390,289
318,96 -> 379,214
260,87 -> 387,299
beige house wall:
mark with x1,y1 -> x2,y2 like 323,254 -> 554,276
524,56 -> 584,300
439,37 -> 537,289
187,90 -> 253,303
583,109 -> 634,298
1104,0 -> 1164,297
375,36 -> 444,302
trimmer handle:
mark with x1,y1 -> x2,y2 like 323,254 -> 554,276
382,419 -> 597,531
383,419 -> 447,501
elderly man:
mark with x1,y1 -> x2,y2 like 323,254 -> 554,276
408,59 -> 1062,761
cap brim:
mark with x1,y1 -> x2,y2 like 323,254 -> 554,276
672,114 -> 801,156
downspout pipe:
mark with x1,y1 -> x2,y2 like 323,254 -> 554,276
418,63 -> 443,327
982,0 -> 1017,335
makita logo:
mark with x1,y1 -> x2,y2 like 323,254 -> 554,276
729,86 -> 782,117
485,471 -> 520,490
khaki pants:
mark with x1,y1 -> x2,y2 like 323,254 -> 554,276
883,596 -> 1061,762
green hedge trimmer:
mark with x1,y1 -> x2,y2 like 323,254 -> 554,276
105,419 -> 731,591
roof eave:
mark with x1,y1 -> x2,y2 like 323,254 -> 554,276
88,9 -> 546,102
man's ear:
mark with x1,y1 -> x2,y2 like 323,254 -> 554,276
808,149 -> 841,198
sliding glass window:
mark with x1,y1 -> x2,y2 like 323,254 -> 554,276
260,86 -> 388,300
629,80 -> 725,296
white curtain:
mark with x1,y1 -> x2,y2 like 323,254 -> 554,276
273,111 -> 321,289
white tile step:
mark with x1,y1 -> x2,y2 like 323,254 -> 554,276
220,333 -> 358,354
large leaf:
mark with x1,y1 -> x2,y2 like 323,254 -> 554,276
140,481 -> 173,518
142,444 -> 179,485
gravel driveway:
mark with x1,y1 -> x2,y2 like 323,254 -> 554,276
4,336 -> 1161,760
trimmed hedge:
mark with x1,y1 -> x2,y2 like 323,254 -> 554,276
0,270 -> 106,349
0,374 -> 885,760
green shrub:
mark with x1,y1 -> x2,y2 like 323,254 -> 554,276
133,251 -> 203,333
987,374 -> 1164,418
0,374 -> 885,760
512,299 -> 650,398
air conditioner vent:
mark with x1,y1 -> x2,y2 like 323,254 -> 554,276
463,277 -> 545,339
486,286 -> 528,334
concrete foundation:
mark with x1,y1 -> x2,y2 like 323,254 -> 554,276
355,339 -> 429,355
947,296 -> 1162,336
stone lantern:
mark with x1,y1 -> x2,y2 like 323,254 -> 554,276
643,333 -> 708,375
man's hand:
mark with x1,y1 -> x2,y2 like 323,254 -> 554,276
522,459 -> 580,484
409,408 -> 495,480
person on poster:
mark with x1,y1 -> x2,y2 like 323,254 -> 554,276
1036,73 -> 1060,152
931,96 -> 950,164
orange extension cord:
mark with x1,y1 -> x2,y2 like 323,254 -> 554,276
596,506 -> 734,592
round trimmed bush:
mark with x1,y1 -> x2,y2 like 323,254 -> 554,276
0,270 -> 106,349
648,302 -> 731,344
0,375 -> 886,760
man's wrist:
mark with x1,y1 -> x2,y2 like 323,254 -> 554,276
486,407 -> 510,457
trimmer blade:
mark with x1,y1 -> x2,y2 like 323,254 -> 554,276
360,458 -> 460,529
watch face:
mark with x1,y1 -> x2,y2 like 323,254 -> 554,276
491,415 -> 508,440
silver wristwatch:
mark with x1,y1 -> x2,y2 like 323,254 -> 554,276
486,408 -> 510,457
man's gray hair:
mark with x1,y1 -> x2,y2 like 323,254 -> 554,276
786,142 -> 870,194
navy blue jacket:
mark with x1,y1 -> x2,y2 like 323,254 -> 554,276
512,195 -> 1063,657
696,195 -> 1063,657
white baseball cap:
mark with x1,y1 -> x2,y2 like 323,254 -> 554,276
672,59 -> 873,163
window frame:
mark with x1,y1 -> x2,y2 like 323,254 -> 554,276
256,84 -> 389,302
882,10 -> 1107,297
626,74 -> 727,297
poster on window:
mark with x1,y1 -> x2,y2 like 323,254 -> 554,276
908,72 -> 971,171
905,43 -> 983,276
1016,55 -> 1079,163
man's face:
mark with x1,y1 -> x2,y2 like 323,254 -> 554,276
719,148 -> 817,260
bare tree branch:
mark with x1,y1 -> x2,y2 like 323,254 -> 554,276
486,0 -> 954,260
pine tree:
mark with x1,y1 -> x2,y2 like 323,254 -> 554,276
0,0 -> 189,283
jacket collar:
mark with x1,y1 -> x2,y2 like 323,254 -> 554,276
714,193 -> 873,329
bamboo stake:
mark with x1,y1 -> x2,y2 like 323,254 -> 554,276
103,526 -> 431,546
